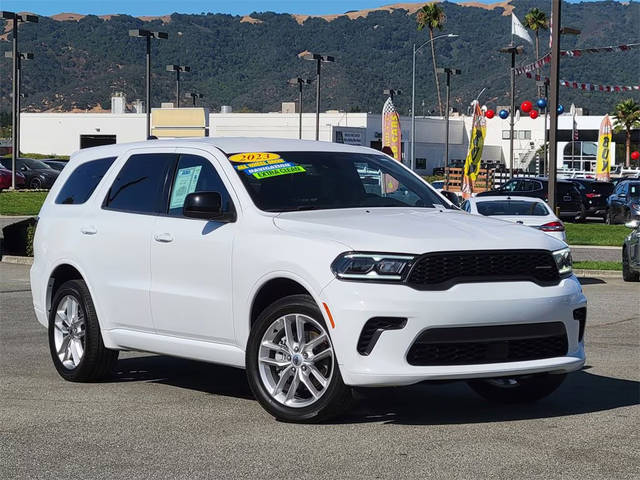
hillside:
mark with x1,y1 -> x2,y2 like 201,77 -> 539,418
0,0 -> 638,116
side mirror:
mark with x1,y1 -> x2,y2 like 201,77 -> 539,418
20,166 -> 28,171
183,191 -> 235,222
625,219 -> 639,229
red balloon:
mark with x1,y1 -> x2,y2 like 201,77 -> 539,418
521,100 -> 533,113
529,109 -> 539,119
485,109 -> 495,119
632,151 -> 640,161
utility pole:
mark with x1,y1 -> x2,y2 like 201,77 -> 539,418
166,65 -> 190,108
499,44 -> 524,179
547,0 -> 562,214
303,53 -> 335,141
289,77 -> 311,139
436,68 -> 460,173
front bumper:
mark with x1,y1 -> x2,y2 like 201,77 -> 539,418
320,276 -> 586,387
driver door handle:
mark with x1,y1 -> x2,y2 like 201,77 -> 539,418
154,233 -> 174,243
80,225 -> 97,235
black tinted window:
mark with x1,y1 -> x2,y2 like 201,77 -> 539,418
168,154 -> 234,216
477,200 -> 549,216
105,153 -> 177,214
56,157 -> 116,205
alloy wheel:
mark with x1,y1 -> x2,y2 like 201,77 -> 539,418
258,314 -> 334,408
53,295 -> 86,369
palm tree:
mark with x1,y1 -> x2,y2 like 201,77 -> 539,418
613,99 -> 640,167
417,3 -> 446,117
524,8 -> 548,99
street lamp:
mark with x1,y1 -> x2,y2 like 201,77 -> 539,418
184,92 -> 203,107
436,67 -> 460,174
411,33 -> 458,171
288,77 -> 311,139
5,51 -> 33,163
1,11 -> 37,190
129,29 -> 168,139
166,65 -> 190,108
302,53 -> 335,141
499,44 -> 524,178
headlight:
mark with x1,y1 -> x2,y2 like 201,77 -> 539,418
331,252 -> 415,281
552,247 -> 572,277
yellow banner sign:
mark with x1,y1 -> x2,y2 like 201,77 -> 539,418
596,115 -> 612,181
461,103 -> 487,199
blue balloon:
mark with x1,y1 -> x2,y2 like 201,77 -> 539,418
537,98 -> 547,109
557,104 -> 565,114
498,109 -> 509,119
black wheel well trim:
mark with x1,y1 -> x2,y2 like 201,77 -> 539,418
46,263 -> 85,314
249,277 -> 313,328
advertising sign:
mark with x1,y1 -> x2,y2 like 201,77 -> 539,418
596,115 -> 612,181
461,102 -> 487,199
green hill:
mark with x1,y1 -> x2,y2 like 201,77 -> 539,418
1,0 -> 638,116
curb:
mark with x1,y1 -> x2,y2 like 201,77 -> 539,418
1,255 -> 34,265
570,245 -> 621,250
575,269 -> 621,278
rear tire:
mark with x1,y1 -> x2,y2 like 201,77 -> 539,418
246,294 -> 352,423
622,247 -> 640,282
29,177 -> 42,189
605,210 -> 614,225
467,373 -> 566,404
48,279 -> 118,382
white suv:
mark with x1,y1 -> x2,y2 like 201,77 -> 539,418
31,138 -> 586,422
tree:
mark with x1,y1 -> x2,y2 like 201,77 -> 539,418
613,99 -> 640,168
417,3 -> 446,117
524,8 -> 548,99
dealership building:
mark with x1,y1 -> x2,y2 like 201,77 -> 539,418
19,101 -> 622,175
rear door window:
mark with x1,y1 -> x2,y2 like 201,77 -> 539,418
104,153 -> 177,214
56,157 -> 116,205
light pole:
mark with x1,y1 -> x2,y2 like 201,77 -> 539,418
288,77 -> 311,139
129,29 -> 168,139
302,53 -> 335,141
436,68 -> 460,174
411,33 -> 458,171
537,80 -> 549,176
1,11 -> 37,190
499,44 -> 524,178
384,88 -> 401,102
166,65 -> 190,108
5,51 -> 34,164
184,92 -> 203,107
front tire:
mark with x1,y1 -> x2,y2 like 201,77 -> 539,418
29,177 -> 42,189
467,373 -> 566,404
48,279 -> 118,382
246,294 -> 352,423
622,247 -> 640,282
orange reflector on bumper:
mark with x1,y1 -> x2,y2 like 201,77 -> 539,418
322,303 -> 335,329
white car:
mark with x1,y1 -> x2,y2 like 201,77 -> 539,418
461,195 -> 568,242
30,138 -> 585,423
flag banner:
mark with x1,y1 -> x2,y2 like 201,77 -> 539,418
524,72 -> 640,92
515,42 -> 640,76
596,115 -> 612,181
461,103 -> 486,199
511,13 -> 533,45
382,96 -> 402,193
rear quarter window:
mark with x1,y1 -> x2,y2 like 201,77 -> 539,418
55,157 -> 117,205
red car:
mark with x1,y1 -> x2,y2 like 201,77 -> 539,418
0,166 -> 26,190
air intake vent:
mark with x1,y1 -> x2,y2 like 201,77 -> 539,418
357,317 -> 407,356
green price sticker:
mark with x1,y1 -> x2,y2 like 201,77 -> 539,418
253,165 -> 306,179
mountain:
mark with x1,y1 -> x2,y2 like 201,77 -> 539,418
0,0 -> 638,117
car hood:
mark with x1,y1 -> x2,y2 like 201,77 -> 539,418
273,208 -> 566,253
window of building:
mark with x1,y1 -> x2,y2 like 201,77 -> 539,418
104,153 -> 177,214
167,154 -> 234,217
502,130 -> 510,140
56,157 -> 116,205
416,158 -> 426,170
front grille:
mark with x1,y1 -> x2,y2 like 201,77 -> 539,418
406,249 -> 559,290
406,322 -> 568,366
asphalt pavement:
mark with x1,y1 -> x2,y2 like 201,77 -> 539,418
1,263 -> 638,479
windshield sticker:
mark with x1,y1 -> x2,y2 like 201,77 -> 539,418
169,165 -> 202,209
253,165 -> 305,179
228,152 -> 281,163
235,160 -> 306,179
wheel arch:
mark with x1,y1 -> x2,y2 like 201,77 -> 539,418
249,277 -> 312,328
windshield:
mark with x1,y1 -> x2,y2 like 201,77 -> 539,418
476,200 -> 549,216
228,151 -> 450,212
21,158 -> 52,170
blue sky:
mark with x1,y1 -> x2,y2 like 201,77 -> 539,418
1,0 -> 610,17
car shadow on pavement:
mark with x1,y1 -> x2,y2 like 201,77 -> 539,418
578,277 -> 607,285
339,370 -> 639,425
111,355 -> 254,400
110,355 -> 638,425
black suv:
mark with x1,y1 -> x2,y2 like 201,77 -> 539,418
607,180 -> 640,224
477,177 -> 584,220
567,178 -> 614,221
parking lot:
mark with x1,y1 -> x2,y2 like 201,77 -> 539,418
1,262 -> 638,480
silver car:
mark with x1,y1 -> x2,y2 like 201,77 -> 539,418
623,219 -> 640,282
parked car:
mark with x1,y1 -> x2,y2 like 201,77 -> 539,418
430,180 -> 445,191
566,178 -> 614,221
622,219 -> 640,281
1,157 -> 60,189
0,165 -> 26,190
461,196 -> 567,242
477,177 -> 584,220
31,138 -> 585,422
43,160 -> 68,171
606,180 -> 640,224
